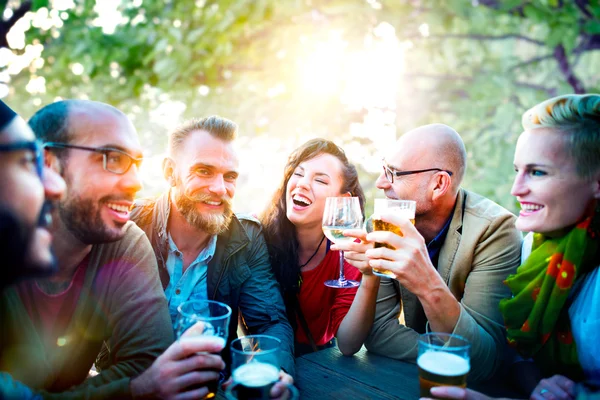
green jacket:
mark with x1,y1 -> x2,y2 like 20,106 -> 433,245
0,222 -> 173,399
131,191 -> 295,377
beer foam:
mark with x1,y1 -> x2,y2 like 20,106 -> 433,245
233,362 -> 280,387
417,351 -> 470,376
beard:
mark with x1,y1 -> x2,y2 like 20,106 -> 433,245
59,192 -> 129,244
174,189 -> 233,236
0,205 -> 57,289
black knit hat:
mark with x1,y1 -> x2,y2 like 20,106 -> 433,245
0,99 -> 17,132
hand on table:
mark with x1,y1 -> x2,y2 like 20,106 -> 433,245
419,379 -> 575,400
420,387 -> 493,400
530,375 -> 575,400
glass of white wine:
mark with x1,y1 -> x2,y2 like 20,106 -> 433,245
322,196 -> 363,288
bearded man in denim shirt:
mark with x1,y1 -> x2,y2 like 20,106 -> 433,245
131,116 -> 295,391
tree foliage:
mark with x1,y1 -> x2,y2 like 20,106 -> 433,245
1,0 -> 598,212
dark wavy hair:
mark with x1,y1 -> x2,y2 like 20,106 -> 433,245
260,138 -> 365,300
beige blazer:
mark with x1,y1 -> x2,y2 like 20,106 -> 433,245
364,188 -> 522,381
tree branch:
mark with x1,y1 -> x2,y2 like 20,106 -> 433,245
403,73 -> 557,96
574,0 -> 593,18
0,1 -> 32,48
510,34 -> 600,71
475,0 -> 526,17
553,44 -> 586,93
510,54 -> 555,70
402,73 -> 473,81
513,81 -> 558,96
409,33 -> 544,46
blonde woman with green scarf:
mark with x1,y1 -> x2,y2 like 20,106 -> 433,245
422,94 -> 600,400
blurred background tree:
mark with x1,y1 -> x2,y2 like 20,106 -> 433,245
1,0 -> 599,214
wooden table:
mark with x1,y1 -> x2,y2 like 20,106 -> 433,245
295,347 -> 525,399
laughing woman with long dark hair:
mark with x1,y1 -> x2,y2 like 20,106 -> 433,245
260,138 -> 379,357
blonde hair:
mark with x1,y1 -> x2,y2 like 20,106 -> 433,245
522,94 -> 600,179
168,116 -> 237,155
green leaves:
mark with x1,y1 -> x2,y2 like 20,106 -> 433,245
3,0 -> 599,211
32,0 -> 49,11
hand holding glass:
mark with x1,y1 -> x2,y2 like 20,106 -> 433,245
417,333 -> 470,399
371,199 -> 416,277
226,335 -> 298,400
322,196 -> 363,288
175,300 -> 232,399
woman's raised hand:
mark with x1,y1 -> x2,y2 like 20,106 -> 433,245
330,228 -> 374,275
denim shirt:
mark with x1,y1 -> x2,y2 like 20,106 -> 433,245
427,210 -> 453,269
164,233 -> 217,328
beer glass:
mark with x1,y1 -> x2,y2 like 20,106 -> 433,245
226,335 -> 299,400
371,199 -> 416,277
321,196 -> 363,288
175,300 -> 232,399
418,333 -> 470,399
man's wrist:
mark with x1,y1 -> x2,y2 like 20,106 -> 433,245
130,374 -> 154,399
420,284 -> 447,306
420,285 -> 460,333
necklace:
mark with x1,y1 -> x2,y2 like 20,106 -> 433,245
299,235 -> 326,268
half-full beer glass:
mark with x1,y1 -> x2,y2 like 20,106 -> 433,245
226,335 -> 298,400
175,300 -> 232,399
371,199 -> 416,277
418,333 -> 470,399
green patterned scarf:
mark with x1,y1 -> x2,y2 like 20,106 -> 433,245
500,216 -> 599,378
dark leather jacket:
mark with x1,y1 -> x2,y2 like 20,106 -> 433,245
130,191 -> 295,376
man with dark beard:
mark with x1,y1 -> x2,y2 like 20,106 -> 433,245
1,100 -> 227,400
131,116 -> 296,391
1,99 -> 65,400
0,99 -> 65,289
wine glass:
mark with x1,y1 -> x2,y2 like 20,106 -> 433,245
175,300 -> 232,399
321,196 -> 363,288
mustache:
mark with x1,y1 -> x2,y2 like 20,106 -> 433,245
100,195 -> 136,203
187,192 -> 232,207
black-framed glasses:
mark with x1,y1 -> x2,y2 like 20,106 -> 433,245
44,142 -> 143,175
382,161 -> 453,184
0,140 -> 44,178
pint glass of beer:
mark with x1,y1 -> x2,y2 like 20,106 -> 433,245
371,199 -> 416,277
175,300 -> 232,399
417,333 -> 470,399
226,335 -> 298,400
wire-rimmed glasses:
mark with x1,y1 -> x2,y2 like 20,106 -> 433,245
382,159 -> 453,184
44,142 -> 143,174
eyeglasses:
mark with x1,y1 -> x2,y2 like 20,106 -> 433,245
44,142 -> 143,175
0,140 -> 44,178
382,161 -> 453,184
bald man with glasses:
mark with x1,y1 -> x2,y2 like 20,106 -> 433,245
334,124 -> 522,381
